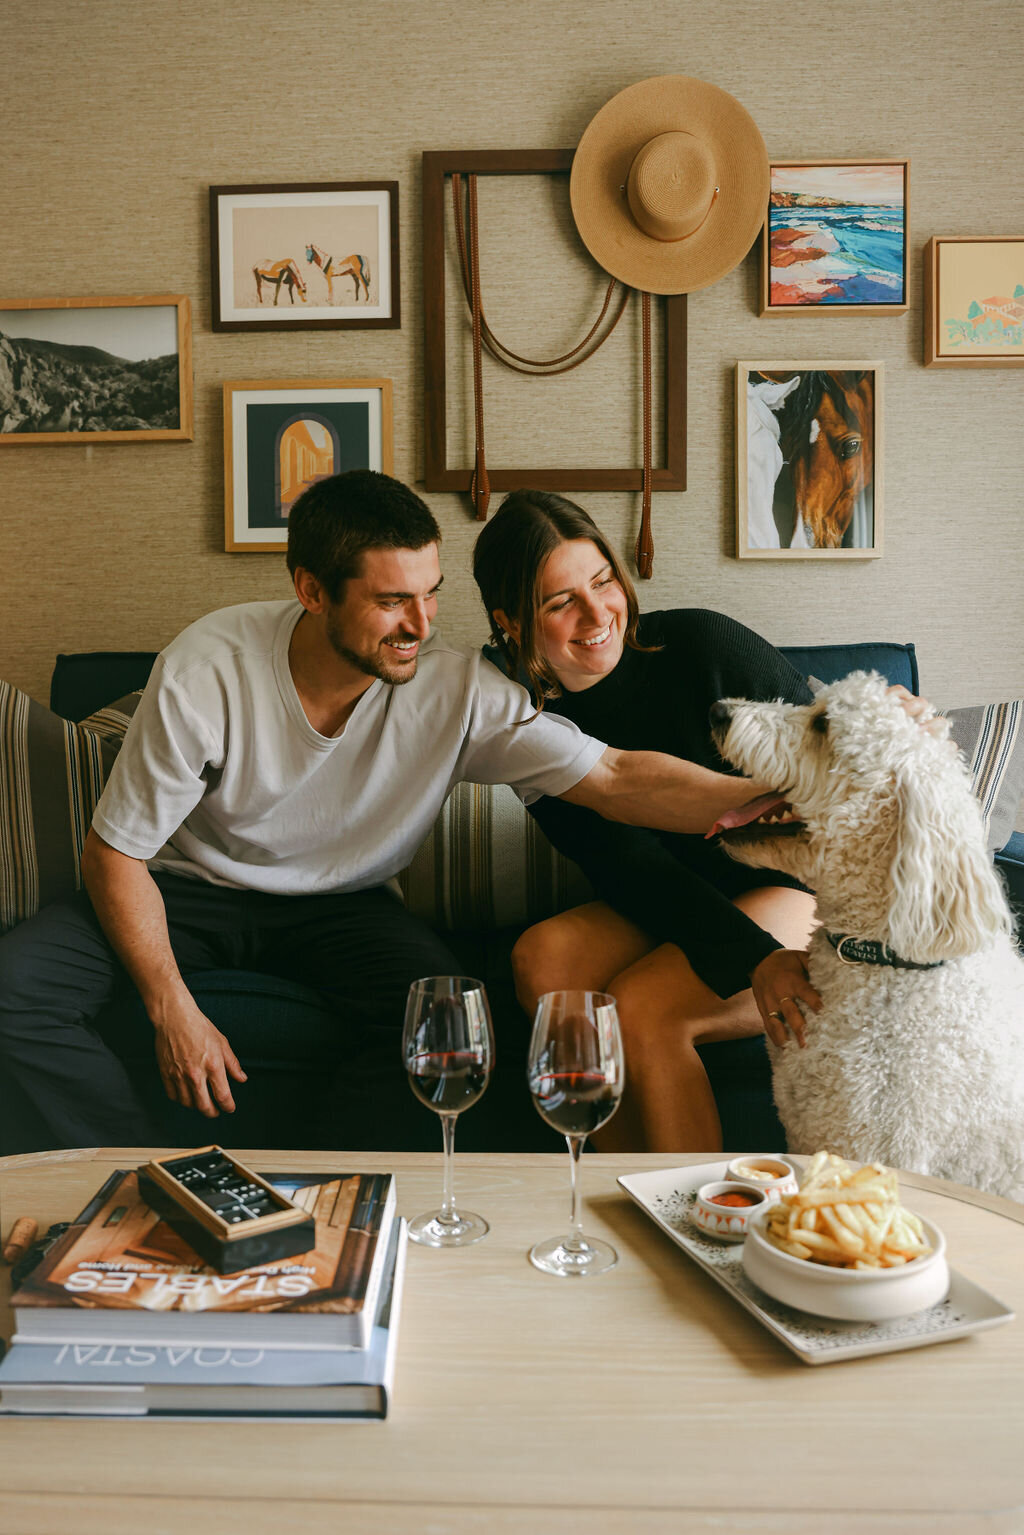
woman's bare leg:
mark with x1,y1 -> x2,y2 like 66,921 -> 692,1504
593,886 -> 817,1153
511,902 -> 656,1015
511,903 -> 656,1149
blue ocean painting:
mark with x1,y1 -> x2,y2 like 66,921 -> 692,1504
769,165 -> 906,306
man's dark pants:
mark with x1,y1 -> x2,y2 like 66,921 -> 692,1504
0,873 -> 462,1151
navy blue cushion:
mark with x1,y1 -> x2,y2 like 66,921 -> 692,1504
780,641 -> 918,693
50,651 -> 158,722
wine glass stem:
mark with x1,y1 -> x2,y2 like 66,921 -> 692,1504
566,1134 -> 586,1242
441,1112 -> 458,1221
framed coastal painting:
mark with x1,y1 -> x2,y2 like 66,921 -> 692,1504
924,237 -> 1024,367
760,161 -> 909,315
736,361 -> 883,559
224,378 -> 393,551
0,295 -> 193,444
210,182 -> 400,331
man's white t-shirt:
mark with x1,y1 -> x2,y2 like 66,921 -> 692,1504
92,600 -> 606,895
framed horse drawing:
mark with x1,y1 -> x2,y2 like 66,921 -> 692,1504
210,183 -> 400,331
736,360 -> 883,559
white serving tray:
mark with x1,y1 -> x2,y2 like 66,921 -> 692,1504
618,1159 -> 1015,1366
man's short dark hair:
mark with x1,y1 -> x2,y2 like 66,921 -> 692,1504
286,470 -> 442,601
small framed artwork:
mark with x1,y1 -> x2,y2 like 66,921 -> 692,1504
0,295 -> 192,444
761,161 -> 909,315
736,361 -> 883,559
224,378 -> 393,552
924,236 -> 1024,367
210,182 -> 400,331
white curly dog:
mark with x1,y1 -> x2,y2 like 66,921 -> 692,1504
709,671 -> 1024,1199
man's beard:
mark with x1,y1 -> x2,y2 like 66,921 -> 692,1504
325,609 -> 419,685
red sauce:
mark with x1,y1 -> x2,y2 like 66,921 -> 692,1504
709,1191 -> 759,1208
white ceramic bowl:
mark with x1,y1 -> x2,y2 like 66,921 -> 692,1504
742,1204 -> 950,1321
726,1155 -> 799,1202
691,1181 -> 769,1242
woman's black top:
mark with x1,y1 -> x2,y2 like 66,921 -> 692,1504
527,609 -> 813,998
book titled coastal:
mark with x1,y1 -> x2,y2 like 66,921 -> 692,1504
0,1220 -> 408,1420
10,1168 -> 395,1352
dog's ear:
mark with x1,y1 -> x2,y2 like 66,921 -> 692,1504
888,763 -> 1012,963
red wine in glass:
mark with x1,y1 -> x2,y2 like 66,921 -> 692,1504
402,977 -> 495,1248
409,1050 -> 490,1114
526,990 -> 625,1278
529,1070 -> 620,1137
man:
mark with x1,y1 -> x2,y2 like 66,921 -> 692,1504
0,472 -> 768,1151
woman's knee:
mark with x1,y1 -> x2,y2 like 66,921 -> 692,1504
510,919 -> 570,1012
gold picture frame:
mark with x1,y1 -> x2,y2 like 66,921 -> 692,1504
223,378 -> 394,552
736,360 -> 884,559
924,236 -> 1024,367
760,160 -> 909,316
0,295 -> 193,445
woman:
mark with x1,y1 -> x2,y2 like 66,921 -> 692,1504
472,489 -> 821,1154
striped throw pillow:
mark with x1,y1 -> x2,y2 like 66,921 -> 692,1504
939,700 -> 1024,852
0,683 -> 142,933
398,780 -> 592,934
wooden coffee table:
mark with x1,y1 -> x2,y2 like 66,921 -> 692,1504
1,1147 -> 1022,1533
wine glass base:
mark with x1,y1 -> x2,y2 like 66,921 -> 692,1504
408,1208 -> 489,1247
529,1233 -> 618,1277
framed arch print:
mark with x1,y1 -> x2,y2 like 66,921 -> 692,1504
223,378 -> 393,552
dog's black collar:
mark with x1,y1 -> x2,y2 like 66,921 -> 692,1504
825,931 -> 945,971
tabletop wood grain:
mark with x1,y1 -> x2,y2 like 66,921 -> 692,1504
1,1148 -> 1021,1534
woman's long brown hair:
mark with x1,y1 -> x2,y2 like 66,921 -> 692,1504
472,489 -> 655,710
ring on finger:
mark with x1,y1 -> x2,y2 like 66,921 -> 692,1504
767,1008 -> 785,1023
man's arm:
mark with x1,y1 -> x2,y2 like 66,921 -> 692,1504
80,829 -> 246,1118
559,747 -> 768,834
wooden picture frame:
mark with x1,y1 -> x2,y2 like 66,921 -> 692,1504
0,295 -> 192,444
210,182 -> 400,331
223,378 -> 393,552
760,161 -> 909,316
736,361 -> 884,559
924,236 -> 1024,367
422,148 -> 686,494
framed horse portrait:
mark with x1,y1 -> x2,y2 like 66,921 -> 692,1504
210,183 -> 400,331
0,295 -> 192,444
223,378 -> 393,552
760,161 -> 909,316
925,237 -> 1024,367
736,361 -> 884,559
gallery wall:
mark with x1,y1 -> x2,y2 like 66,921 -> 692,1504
2,0 -> 1022,729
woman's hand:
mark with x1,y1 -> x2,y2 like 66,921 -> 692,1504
887,685 -> 948,742
750,949 -> 821,1048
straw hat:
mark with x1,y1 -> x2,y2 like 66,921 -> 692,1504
570,75 -> 769,295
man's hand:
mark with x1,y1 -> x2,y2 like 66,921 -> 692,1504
750,948 -> 821,1049
152,999 -> 247,1117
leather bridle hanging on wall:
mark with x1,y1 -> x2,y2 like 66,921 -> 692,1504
451,172 -> 658,577
422,149 -> 687,580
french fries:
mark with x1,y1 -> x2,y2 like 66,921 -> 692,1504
760,1151 -> 933,1270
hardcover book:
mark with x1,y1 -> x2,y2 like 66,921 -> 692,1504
10,1167 -> 395,1352
0,1219 -> 407,1420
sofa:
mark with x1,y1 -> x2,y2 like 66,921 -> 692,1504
2,639 -> 1022,1157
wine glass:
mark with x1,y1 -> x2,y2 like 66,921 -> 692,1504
526,989 -> 625,1277
402,975 -> 495,1247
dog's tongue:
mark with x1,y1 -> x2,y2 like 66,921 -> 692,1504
706,791 -> 791,839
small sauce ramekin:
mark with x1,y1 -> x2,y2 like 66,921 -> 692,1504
691,1180 -> 769,1242
726,1155 -> 799,1203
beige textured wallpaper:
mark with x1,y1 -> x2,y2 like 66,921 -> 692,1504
3,0 -> 1022,741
